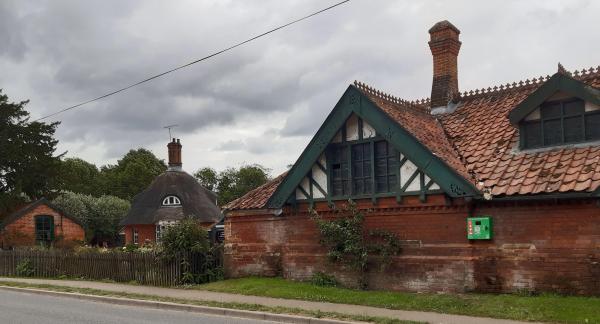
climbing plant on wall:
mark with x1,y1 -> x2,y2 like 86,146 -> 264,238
310,200 -> 401,289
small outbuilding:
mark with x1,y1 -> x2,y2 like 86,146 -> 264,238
0,198 -> 85,249
120,139 -> 222,245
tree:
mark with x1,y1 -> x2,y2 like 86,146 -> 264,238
53,192 -> 130,245
193,164 -> 270,206
58,158 -> 101,196
0,89 -> 61,212
100,149 -> 166,201
193,167 -> 218,192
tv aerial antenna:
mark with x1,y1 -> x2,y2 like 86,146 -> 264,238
163,124 -> 179,140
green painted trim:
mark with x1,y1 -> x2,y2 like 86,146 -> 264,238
310,175 -> 327,197
315,160 -> 327,173
509,72 -> 600,125
266,85 -> 480,208
401,170 -> 420,192
297,184 -> 310,201
490,192 -> 598,201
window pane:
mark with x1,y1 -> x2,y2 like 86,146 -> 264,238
352,144 -> 363,160
586,113 -> 600,140
523,121 -> 542,148
375,141 -> 387,157
563,99 -> 584,116
541,102 -> 561,118
564,116 -> 584,143
376,176 -> 387,192
543,119 -> 562,145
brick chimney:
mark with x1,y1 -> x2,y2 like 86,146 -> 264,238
428,20 -> 461,110
167,138 -> 182,171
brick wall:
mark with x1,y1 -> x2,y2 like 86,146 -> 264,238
0,204 -> 85,248
123,222 -> 217,245
123,224 -> 156,245
225,195 -> 600,295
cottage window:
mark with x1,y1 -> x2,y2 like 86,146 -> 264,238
521,98 -> 600,149
35,215 -> 54,246
162,195 -> 181,206
132,228 -> 139,244
328,138 -> 398,197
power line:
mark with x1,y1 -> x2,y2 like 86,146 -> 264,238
33,0 -> 350,122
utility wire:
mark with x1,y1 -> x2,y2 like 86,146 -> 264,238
33,0 -> 350,122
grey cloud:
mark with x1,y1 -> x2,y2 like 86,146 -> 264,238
1,0 -> 599,170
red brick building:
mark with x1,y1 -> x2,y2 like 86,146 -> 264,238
120,139 -> 222,245
0,198 -> 85,248
224,21 -> 600,295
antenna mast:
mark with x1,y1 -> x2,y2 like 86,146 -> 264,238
163,124 -> 179,140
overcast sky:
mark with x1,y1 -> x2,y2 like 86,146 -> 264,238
1,0 -> 599,177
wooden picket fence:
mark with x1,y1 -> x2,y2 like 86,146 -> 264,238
0,249 -> 222,286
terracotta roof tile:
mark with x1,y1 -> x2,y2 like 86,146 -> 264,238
440,67 -> 600,197
224,172 -> 288,210
228,66 -> 600,210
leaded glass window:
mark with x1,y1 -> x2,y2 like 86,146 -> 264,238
521,98 -> 600,149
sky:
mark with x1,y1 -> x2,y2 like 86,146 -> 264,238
1,0 -> 599,177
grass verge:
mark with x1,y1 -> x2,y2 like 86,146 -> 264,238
0,280 -> 420,324
196,277 -> 600,324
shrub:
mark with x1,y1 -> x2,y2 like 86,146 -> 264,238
16,259 -> 34,277
311,271 -> 338,287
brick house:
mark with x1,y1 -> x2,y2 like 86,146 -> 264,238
119,139 -> 222,245
224,21 -> 600,295
0,198 -> 85,248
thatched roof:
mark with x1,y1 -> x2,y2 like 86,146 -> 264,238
120,170 -> 221,226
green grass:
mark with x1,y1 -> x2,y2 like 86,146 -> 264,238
0,281 -> 420,324
196,277 -> 600,324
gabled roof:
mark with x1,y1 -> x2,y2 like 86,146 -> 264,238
508,70 -> 600,125
120,170 -> 222,226
227,65 -> 600,211
1,198 -> 83,230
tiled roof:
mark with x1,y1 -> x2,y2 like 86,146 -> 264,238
440,67 -> 600,196
227,66 -> 600,210
354,82 -> 475,183
224,172 -> 287,210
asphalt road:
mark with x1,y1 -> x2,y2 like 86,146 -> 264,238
0,289 -> 278,324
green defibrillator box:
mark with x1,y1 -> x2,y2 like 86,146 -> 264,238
467,216 -> 492,240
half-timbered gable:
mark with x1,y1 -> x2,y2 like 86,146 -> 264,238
223,20 -> 600,296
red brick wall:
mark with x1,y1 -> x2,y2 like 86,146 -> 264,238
123,222 -> 217,245
225,195 -> 600,295
123,224 -> 156,245
0,204 -> 85,248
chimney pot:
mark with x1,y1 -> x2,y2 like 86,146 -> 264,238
167,139 -> 182,170
428,20 -> 461,110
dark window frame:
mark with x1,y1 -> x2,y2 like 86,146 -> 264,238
34,215 -> 54,245
520,98 -> 600,149
327,136 -> 399,198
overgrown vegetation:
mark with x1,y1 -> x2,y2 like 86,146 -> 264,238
52,192 -> 130,245
15,259 -> 34,277
159,218 -> 223,284
310,200 -> 401,289
198,277 -> 600,324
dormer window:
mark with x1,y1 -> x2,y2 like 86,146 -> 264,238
162,195 -> 181,206
520,98 -> 600,149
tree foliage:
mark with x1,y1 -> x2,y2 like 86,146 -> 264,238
58,158 -> 102,196
99,149 -> 166,201
193,164 -> 270,206
0,89 -> 61,212
311,200 -> 401,289
53,192 -> 130,245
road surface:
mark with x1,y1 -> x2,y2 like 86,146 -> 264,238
0,289 -> 279,324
